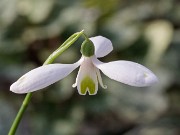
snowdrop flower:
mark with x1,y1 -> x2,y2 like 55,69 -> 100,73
10,36 -> 158,95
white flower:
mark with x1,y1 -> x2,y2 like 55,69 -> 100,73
10,36 -> 158,95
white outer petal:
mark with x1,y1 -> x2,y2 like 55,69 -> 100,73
10,59 -> 83,93
92,57 -> 158,87
90,36 -> 113,58
74,57 -> 98,95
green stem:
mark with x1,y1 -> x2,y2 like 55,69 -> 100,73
8,93 -> 32,135
82,33 -> 89,41
8,30 -> 84,135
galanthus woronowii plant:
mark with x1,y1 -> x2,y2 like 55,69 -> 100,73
11,35 -> 158,95
9,31 -> 158,135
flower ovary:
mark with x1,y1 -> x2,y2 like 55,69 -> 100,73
81,40 -> 95,57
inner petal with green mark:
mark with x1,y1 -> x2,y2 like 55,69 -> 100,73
73,56 -> 98,95
80,76 -> 96,95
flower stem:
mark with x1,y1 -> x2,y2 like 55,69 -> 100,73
8,93 -> 32,135
82,33 -> 89,41
8,30 -> 84,135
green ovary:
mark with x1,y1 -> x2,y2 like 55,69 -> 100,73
80,76 -> 96,95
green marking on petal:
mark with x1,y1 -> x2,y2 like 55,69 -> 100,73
144,73 -> 148,78
80,76 -> 96,95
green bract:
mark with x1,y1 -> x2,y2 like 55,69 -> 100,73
81,39 -> 95,57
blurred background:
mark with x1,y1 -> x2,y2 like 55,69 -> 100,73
0,0 -> 180,135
